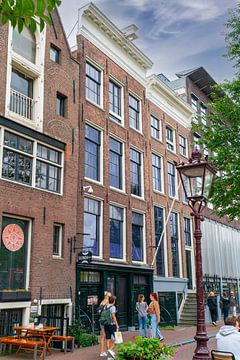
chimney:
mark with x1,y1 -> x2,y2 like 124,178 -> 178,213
121,24 -> 139,41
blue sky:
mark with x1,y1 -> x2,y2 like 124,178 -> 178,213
59,0 -> 238,83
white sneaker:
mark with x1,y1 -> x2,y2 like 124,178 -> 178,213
107,349 -> 116,358
100,352 -> 107,357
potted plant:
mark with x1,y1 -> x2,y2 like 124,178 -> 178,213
116,336 -> 176,360
0,289 -> 31,302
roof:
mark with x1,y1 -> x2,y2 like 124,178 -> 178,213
175,66 -> 217,97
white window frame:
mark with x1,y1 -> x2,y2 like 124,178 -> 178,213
132,209 -> 146,265
153,204 -> 168,277
152,152 -> 164,194
184,217 -> 195,289
85,58 -> 103,109
191,93 -> 199,123
150,114 -> 162,142
167,161 -> 178,199
179,135 -> 188,158
109,202 -> 126,262
109,135 -> 125,193
0,127 -> 64,195
193,133 -> 201,151
129,92 -> 142,134
166,126 -> 176,153
109,77 -> 124,126
52,223 -> 63,258
200,103 -> 207,125
130,145 -> 144,200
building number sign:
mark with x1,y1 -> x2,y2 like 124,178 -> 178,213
2,224 -> 24,252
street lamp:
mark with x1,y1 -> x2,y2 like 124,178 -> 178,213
175,149 -> 217,360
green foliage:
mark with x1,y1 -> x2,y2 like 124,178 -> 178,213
0,0 -> 61,32
116,336 -> 176,360
192,3 -> 240,220
78,332 -> 98,347
68,320 -> 98,348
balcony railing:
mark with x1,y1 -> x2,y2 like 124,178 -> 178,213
10,88 -> 34,120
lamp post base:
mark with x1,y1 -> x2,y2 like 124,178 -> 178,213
193,333 -> 211,360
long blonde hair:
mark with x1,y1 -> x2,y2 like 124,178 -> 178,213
101,291 -> 111,306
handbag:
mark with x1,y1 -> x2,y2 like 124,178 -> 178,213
114,330 -> 123,344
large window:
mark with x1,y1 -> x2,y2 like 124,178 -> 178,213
53,224 -> 63,257
110,205 -> 124,259
168,162 -> 176,197
191,94 -> 198,122
151,115 -> 161,141
109,80 -> 122,121
0,217 -> 29,290
152,153 -> 162,192
129,94 -> 141,131
154,206 -> 165,276
170,212 -> 179,277
179,135 -> 187,157
130,148 -> 142,197
86,62 -> 101,106
85,124 -> 101,181
200,104 -> 207,125
184,218 -> 192,247
83,198 -> 101,257
50,45 -> 60,63
166,126 -> 175,152
36,144 -> 62,193
132,212 -> 144,262
12,26 -> 36,63
109,138 -> 122,189
2,130 -> 63,193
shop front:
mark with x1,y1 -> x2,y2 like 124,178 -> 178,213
76,261 -> 153,331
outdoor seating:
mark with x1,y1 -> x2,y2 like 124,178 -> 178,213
0,336 -> 46,360
211,350 -> 235,360
51,335 -> 74,353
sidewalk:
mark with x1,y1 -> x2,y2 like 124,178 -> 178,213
2,322 -> 221,360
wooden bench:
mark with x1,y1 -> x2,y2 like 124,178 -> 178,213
51,335 -> 74,354
0,337 -> 46,359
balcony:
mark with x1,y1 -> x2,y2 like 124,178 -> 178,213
10,88 -> 34,120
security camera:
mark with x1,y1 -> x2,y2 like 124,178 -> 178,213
83,185 -> 93,194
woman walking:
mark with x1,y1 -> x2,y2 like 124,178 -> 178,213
98,291 -> 111,357
148,293 -> 164,341
207,291 -> 218,326
220,292 -> 230,323
136,294 -> 148,338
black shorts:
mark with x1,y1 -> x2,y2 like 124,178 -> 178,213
104,324 -> 116,340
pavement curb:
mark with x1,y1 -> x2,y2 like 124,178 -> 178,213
174,332 -> 217,346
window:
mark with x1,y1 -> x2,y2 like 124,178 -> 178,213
132,212 -> 144,262
36,144 -> 62,193
85,124 -> 101,181
152,153 -> 162,192
129,94 -> 141,131
168,162 -> 176,197
191,94 -> 198,122
170,212 -> 179,277
154,206 -> 165,276
50,45 -> 60,63
110,205 -> 124,259
80,271 -> 100,283
109,80 -> 122,121
12,26 -> 36,63
86,62 -> 101,105
10,69 -> 34,119
53,224 -> 63,257
83,198 -> 101,256
2,130 -> 63,193
2,131 -> 33,185
0,217 -> 29,290
193,133 -> 201,150
166,126 -> 175,152
56,93 -> 66,117
130,148 -> 142,197
200,104 -> 207,125
109,138 -> 122,189
182,174 -> 188,203
151,115 -> 161,140
184,218 -> 191,247
179,135 -> 187,157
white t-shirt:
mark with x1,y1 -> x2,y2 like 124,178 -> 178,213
107,304 -> 116,325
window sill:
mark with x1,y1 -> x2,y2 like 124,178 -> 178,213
52,256 -> 63,260
85,98 -> 104,112
131,194 -> 145,202
129,126 -> 143,136
132,260 -> 147,266
109,186 -> 126,195
109,258 -> 127,263
84,177 -> 104,187
151,136 -> 163,144
166,147 -> 176,155
109,112 -> 124,126
153,189 -> 165,196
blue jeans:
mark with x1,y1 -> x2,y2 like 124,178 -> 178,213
150,314 -> 163,339
138,315 -> 147,337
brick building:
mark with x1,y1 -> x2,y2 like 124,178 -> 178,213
0,11 -> 79,335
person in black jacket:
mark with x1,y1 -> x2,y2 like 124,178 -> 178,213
207,291 -> 218,326
220,292 -> 230,323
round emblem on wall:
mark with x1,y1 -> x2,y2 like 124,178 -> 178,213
2,224 -> 24,252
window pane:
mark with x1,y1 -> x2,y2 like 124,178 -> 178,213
85,125 -> 101,181
86,63 -> 101,105
132,212 -> 144,262
110,206 -> 123,259
166,126 -> 174,151
109,138 -> 122,189
130,148 -> 141,196
168,162 -> 176,197
109,81 -> 121,117
53,225 -> 61,256
2,149 -> 32,185
4,131 -> 33,154
179,135 -> 187,156
170,212 -> 179,277
12,26 -> 36,63
154,207 -> 165,276
50,46 -> 60,63
11,69 -> 33,98
129,95 -> 140,130
184,218 -> 191,247
152,153 -> 162,192
84,198 -> 101,256
151,115 -> 160,140
56,94 -> 66,117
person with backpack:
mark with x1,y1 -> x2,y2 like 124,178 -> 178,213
98,291 -> 111,357
99,295 -> 119,359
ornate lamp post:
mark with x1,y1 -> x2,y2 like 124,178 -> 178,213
175,149 -> 217,360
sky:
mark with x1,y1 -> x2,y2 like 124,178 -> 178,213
59,0 -> 238,83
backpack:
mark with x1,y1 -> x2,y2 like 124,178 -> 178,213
99,305 -> 113,325
97,305 -> 104,316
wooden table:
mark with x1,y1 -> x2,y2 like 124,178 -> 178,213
13,325 -> 58,355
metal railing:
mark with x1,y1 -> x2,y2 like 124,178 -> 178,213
10,88 -> 34,120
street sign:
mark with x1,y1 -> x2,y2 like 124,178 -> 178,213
77,251 -> 92,264
87,295 -> 98,306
